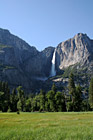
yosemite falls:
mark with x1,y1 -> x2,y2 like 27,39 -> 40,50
50,49 -> 56,77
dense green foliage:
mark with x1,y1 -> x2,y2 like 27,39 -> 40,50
0,73 -> 92,112
67,73 -> 83,111
89,78 -> 93,109
0,112 -> 93,140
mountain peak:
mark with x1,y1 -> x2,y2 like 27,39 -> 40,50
76,33 -> 87,36
74,33 -> 90,40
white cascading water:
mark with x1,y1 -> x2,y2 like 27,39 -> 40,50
50,49 -> 56,77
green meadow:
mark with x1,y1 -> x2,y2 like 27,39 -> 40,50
0,112 -> 93,140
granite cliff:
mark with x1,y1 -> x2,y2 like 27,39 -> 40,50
55,33 -> 93,71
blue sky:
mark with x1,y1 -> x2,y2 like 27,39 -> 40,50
0,0 -> 93,50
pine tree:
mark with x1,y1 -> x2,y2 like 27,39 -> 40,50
68,73 -> 76,104
68,72 -> 75,96
16,86 -> 25,111
1,82 -> 10,112
25,98 -> 32,112
46,83 -> 57,112
39,89 -> 45,112
89,78 -> 93,109
74,84 -> 82,111
55,91 -> 66,112
47,90 -> 56,112
0,91 -> 4,111
10,88 -> 17,112
52,83 -> 57,94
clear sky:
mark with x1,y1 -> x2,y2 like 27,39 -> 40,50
0,0 -> 93,50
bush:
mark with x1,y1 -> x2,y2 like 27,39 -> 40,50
17,111 -> 20,114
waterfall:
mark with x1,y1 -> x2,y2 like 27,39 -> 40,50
50,49 -> 56,77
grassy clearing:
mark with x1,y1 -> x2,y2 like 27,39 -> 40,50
0,112 -> 93,140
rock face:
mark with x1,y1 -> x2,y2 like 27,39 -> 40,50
24,47 -> 54,78
0,28 -> 54,91
56,33 -> 93,70
0,28 -> 92,92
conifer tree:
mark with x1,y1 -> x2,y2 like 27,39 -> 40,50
74,84 -> 82,111
55,91 -> 66,111
10,88 -> 17,112
68,73 -> 76,111
68,72 -> 75,96
17,86 -> 25,111
52,83 -> 57,94
1,82 -> 10,112
89,78 -> 93,109
68,73 -> 76,104
39,89 -> 45,111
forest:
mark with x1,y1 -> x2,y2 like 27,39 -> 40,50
0,73 -> 93,113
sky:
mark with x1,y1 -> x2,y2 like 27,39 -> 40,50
0,0 -> 93,51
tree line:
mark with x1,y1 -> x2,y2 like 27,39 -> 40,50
0,73 -> 93,112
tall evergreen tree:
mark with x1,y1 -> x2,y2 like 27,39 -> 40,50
68,73 -> 76,104
31,95 -> 40,111
74,84 -> 82,111
39,89 -> 45,111
0,91 -> 4,111
46,83 -> 57,112
25,98 -> 32,112
10,88 -> 17,112
68,73 -> 83,111
47,90 -> 56,112
68,73 -> 76,111
89,78 -> 93,109
52,83 -> 57,94
55,91 -> 66,112
68,73 -> 75,96
1,82 -> 10,112
17,86 -> 25,111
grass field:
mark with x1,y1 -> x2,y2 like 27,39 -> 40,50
0,112 -> 93,140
